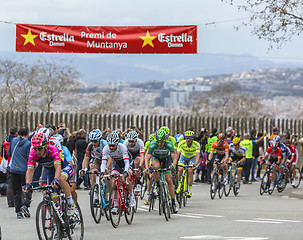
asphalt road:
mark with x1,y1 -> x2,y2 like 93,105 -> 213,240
1,181 -> 303,240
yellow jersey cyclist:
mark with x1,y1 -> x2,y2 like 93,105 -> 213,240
176,131 -> 200,198
228,137 -> 246,194
159,126 -> 177,152
144,133 -> 155,154
145,129 -> 178,213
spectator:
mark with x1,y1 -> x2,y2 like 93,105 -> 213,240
57,123 -> 71,144
256,132 -> 265,180
8,126 -> 32,219
1,126 -> 18,207
66,131 -> 78,154
225,132 -> 233,145
123,125 -> 143,140
0,156 -> 8,196
102,128 -> 111,140
250,129 -> 259,181
188,126 -> 205,142
225,126 -> 235,139
75,129 -> 89,189
240,132 -> 266,184
200,129 -> 209,153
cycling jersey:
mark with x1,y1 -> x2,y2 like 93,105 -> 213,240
210,141 -> 229,155
287,145 -> 297,164
101,143 -> 129,173
168,136 -> 177,150
48,137 -> 63,154
229,143 -> 246,160
279,143 -> 291,157
85,140 -> 108,161
124,138 -> 144,159
265,147 -> 282,159
144,140 -> 151,151
177,139 -> 200,159
28,145 -> 69,169
148,140 -> 174,160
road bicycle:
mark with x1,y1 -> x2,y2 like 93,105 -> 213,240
149,168 -> 172,221
108,172 -> 134,228
260,163 -> 284,195
284,161 -> 301,188
129,168 -> 141,212
224,162 -> 239,197
176,165 -> 191,208
140,169 -> 148,200
210,162 -> 225,199
86,171 -> 110,224
33,185 -> 84,240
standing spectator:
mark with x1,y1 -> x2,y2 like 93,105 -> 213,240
1,126 -> 18,207
225,132 -> 233,145
8,127 -> 32,219
256,133 -> 265,180
66,131 -> 78,154
250,129 -> 259,181
75,129 -> 89,189
225,126 -> 235,139
240,132 -> 266,184
0,156 -> 8,196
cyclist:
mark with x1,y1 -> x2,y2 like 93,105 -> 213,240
112,129 -> 125,143
284,139 -> 298,186
23,133 -> 76,216
144,133 -> 155,154
100,132 -> 136,211
228,137 -> 246,194
263,140 -> 282,191
82,129 -> 108,188
207,133 -> 229,190
174,133 -> 184,147
124,130 -> 145,190
176,130 -> 200,198
145,129 -> 178,213
160,126 -> 177,151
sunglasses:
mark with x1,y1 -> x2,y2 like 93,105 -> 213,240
128,140 -> 135,143
109,144 -> 116,147
34,146 -> 46,151
90,140 -> 99,143
156,140 -> 165,144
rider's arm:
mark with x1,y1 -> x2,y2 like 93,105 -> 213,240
25,167 -> 34,186
145,153 -> 152,169
82,144 -> 92,170
171,151 -> 178,168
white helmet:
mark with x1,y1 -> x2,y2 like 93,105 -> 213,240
53,134 -> 64,144
106,132 -> 120,145
127,131 -> 138,141
36,127 -> 50,140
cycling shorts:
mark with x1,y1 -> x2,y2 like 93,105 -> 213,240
214,154 -> 226,163
178,154 -> 196,167
151,156 -> 172,174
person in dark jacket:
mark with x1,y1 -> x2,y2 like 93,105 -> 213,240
75,129 -> 89,189
0,170 -> 7,195
8,126 -> 32,219
250,129 -> 259,182
1,126 -> 18,207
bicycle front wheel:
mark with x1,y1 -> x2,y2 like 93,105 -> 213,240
109,186 -> 121,228
291,167 -> 301,188
260,171 -> 269,195
36,200 -> 57,240
210,173 -> 218,200
160,182 -> 170,221
90,184 -> 102,224
218,175 -> 224,199
124,190 -> 134,225
224,171 -> 232,197
67,201 -> 84,240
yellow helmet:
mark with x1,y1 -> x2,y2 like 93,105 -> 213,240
232,137 -> 241,145
184,131 -> 195,139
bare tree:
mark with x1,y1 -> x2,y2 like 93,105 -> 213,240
36,59 -> 80,113
223,0 -> 303,48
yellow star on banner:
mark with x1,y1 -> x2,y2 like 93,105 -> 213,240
21,29 -> 38,46
140,31 -> 157,48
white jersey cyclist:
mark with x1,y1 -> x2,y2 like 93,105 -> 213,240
123,138 -> 144,160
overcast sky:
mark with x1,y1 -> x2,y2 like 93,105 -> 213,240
1,0 -> 303,63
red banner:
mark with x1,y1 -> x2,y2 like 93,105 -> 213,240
16,24 -> 197,54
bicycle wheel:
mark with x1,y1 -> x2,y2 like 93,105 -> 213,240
160,182 -> 170,221
218,174 -> 224,199
109,186 -> 121,228
224,171 -> 232,197
183,178 -> 188,207
260,171 -> 269,195
277,172 -> 287,192
67,200 -> 84,240
233,172 -> 239,196
177,180 -> 184,209
36,200 -> 57,240
291,167 -> 301,188
90,184 -> 102,224
210,173 -> 218,199
124,190 -> 134,225
102,187 -> 110,221
140,181 -> 147,200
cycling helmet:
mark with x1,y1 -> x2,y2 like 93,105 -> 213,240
112,130 -> 121,137
174,134 -> 184,143
232,137 -> 241,145
89,129 -> 102,141
127,131 -> 138,141
284,139 -> 291,146
184,131 -> 195,139
53,134 -> 64,144
155,130 -> 167,142
31,133 -> 48,147
217,133 -> 225,141
160,126 -> 170,135
270,141 -> 279,149
273,136 -> 281,143
149,133 -> 155,142
36,127 -> 51,139
106,132 -> 120,145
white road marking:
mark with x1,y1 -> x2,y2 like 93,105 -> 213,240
256,218 -> 301,223
175,214 -> 203,219
180,236 -> 269,240
187,213 -> 224,218
136,207 -> 149,212
235,219 -> 282,224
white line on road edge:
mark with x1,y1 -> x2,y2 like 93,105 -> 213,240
180,236 -> 269,240
136,207 -> 149,212
174,214 -> 203,219
235,220 -> 283,224
256,218 -> 301,223
186,213 -> 224,218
